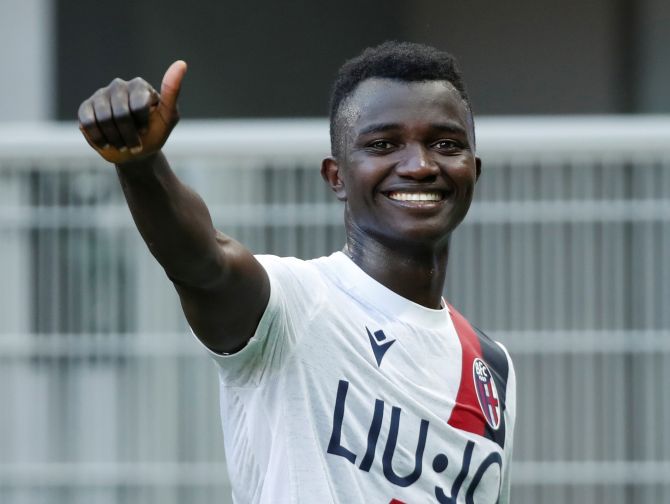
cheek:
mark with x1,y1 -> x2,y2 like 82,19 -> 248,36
448,158 -> 478,192
343,162 -> 381,197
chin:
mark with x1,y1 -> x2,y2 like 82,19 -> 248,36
381,225 -> 454,252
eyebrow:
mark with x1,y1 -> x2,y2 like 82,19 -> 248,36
430,122 -> 468,137
356,123 -> 402,137
356,121 -> 468,138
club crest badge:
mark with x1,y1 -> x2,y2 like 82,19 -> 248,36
473,358 -> 501,430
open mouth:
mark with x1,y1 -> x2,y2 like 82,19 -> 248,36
385,191 -> 446,203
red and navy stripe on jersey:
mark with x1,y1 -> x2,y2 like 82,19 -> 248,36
447,305 -> 510,449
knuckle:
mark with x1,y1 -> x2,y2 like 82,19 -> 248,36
111,89 -> 130,108
91,88 -> 107,101
108,78 -> 128,96
94,104 -> 112,122
92,92 -> 108,106
77,101 -> 90,120
129,76 -> 148,86
130,86 -> 146,99
95,109 -> 112,126
129,78 -> 153,96
129,92 -> 152,114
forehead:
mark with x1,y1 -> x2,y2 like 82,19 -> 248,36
341,78 -> 472,137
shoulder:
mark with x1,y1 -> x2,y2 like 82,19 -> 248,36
446,303 -> 517,452
447,303 -> 516,417
447,304 -> 513,377
255,254 -> 331,285
254,253 -> 336,307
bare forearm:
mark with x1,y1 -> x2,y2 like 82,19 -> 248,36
116,151 -> 223,288
79,64 -> 270,351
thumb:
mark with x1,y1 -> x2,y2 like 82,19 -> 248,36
159,60 -> 188,114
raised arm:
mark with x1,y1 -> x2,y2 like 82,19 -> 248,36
77,61 -> 269,354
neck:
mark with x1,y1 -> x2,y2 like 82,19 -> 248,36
344,230 -> 449,310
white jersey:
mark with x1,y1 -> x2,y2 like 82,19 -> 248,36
198,252 -> 516,504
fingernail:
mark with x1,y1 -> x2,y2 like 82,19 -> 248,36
102,144 -> 110,150
130,146 -> 143,154
119,146 -> 129,153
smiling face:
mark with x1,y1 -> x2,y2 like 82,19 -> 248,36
322,78 -> 481,254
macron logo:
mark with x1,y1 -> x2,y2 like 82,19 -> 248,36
366,327 -> 395,367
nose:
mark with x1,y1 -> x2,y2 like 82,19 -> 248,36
395,144 -> 439,180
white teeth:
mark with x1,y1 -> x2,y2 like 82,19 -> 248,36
388,191 -> 442,202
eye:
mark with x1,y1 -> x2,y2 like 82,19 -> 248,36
432,139 -> 463,153
367,140 -> 395,151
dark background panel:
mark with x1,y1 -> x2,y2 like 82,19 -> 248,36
57,0 -> 662,119
57,0 -> 407,118
404,0 -> 625,114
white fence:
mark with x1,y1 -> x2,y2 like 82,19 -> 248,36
0,117 -> 669,504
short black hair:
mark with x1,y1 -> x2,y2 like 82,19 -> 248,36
329,41 -> 471,157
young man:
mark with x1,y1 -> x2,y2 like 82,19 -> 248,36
79,41 -> 516,504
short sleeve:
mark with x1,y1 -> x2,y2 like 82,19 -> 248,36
192,255 -> 319,388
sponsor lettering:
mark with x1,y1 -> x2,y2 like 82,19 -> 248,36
327,380 -> 502,503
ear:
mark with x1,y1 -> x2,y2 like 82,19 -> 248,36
321,157 -> 347,201
475,156 -> 482,181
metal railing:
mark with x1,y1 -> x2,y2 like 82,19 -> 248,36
0,117 -> 669,504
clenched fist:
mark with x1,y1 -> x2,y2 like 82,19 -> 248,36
78,60 -> 187,164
